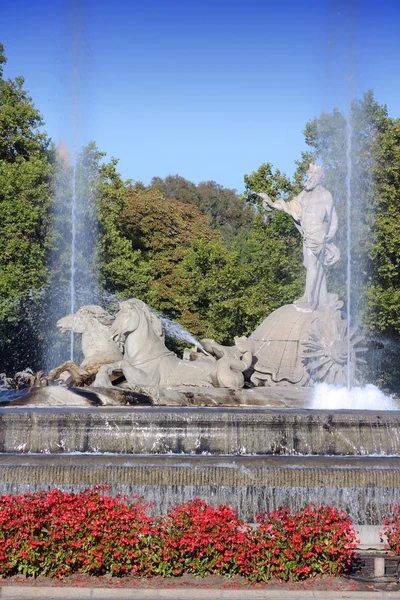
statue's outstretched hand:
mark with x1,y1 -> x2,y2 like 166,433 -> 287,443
255,192 -> 275,211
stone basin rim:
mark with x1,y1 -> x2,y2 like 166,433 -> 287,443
1,406 -> 399,415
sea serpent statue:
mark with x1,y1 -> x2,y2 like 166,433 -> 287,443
93,299 -> 252,389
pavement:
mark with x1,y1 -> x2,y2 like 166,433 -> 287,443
1,588 -> 400,599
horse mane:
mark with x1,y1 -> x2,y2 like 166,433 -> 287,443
78,305 -> 114,327
120,299 -> 164,338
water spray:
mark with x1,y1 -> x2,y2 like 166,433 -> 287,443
157,314 -> 208,355
70,160 -> 77,361
345,115 -> 353,390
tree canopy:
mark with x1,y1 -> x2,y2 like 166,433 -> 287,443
0,43 -> 54,370
151,174 -> 253,246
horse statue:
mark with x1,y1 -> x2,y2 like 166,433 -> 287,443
93,298 -> 252,389
47,305 -> 124,386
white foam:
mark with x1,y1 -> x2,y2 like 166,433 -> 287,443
311,382 -> 397,410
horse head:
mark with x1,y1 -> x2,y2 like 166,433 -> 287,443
57,305 -> 113,335
111,299 -> 164,354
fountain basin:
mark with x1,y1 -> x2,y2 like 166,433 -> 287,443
1,405 -> 400,456
1,403 -> 400,527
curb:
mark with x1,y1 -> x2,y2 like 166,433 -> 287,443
1,588 -> 400,599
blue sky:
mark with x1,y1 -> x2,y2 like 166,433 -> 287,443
2,0 -> 400,192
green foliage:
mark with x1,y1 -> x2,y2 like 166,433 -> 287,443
175,238 -> 248,343
151,174 -> 253,246
169,164 -> 304,345
292,151 -> 315,193
0,44 -> 53,371
117,185 -> 217,317
364,118 -> 400,336
240,213 -> 304,323
299,92 -> 400,390
43,142 -> 112,369
243,162 -> 294,200
97,155 -> 151,300
241,162 -> 304,316
98,181 -> 253,346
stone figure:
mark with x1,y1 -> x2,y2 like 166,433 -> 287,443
203,302 -> 366,388
47,305 -> 124,386
202,164 -> 366,388
93,298 -> 252,389
244,303 -> 365,386
256,163 -> 340,309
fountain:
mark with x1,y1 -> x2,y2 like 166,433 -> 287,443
0,161 -> 399,549
44,142 -> 102,371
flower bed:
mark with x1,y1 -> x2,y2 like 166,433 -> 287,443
383,505 -> 400,554
0,489 -> 358,581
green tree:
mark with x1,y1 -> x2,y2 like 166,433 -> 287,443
195,180 -> 253,246
243,162 -> 294,201
170,162 -> 305,345
119,185 -> 216,316
151,175 -> 199,206
176,238 -> 248,343
365,117 -> 400,336
43,142 -> 114,369
97,153 -> 151,300
151,174 -> 253,246
241,162 -> 304,322
0,44 -> 54,371
300,92 -> 400,390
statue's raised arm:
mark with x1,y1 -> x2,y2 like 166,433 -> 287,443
254,192 -> 278,212
255,189 -> 303,235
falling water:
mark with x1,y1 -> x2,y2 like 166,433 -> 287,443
70,161 -> 77,361
345,115 -> 353,389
